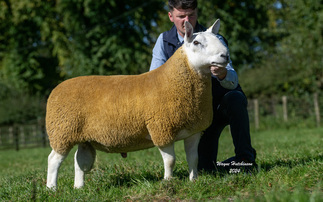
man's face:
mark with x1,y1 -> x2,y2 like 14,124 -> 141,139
168,7 -> 198,37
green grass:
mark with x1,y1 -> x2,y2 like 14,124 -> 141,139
0,127 -> 322,201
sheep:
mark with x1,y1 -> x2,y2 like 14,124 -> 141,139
46,19 -> 229,189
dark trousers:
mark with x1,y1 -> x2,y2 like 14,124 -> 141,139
198,78 -> 256,171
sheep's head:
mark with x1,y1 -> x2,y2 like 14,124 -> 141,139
183,19 -> 229,74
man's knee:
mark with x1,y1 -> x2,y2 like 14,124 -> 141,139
223,91 -> 247,108
219,91 -> 248,117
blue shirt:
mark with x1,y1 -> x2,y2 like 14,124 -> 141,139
149,32 -> 239,90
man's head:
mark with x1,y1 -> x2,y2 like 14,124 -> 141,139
168,0 -> 198,37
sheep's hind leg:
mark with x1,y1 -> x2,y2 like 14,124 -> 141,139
158,143 -> 175,180
74,142 -> 96,188
47,150 -> 68,189
184,133 -> 201,181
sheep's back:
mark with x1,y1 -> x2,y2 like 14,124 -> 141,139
46,75 -> 155,154
46,48 -> 213,154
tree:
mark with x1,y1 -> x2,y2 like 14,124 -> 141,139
239,0 -> 323,97
1,0 -> 321,124
0,0 -> 166,124
52,0 -> 165,78
197,0 -> 273,71
0,0 -> 167,94
0,0 -> 60,94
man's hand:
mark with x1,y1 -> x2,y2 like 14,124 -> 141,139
210,66 -> 227,80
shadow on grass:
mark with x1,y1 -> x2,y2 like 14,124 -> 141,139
93,165 -> 192,189
87,153 -> 323,189
197,153 -> 323,178
105,171 -> 161,187
259,153 -> 323,172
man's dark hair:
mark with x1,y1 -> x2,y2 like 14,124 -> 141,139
168,0 -> 197,11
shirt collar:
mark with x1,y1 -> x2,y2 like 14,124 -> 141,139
177,32 -> 184,43
176,22 -> 205,44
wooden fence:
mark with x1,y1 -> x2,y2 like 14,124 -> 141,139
0,124 -> 48,150
248,93 -> 321,130
0,93 -> 321,150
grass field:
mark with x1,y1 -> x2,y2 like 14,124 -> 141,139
0,127 -> 322,201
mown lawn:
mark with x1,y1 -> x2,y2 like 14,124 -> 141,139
0,127 -> 322,201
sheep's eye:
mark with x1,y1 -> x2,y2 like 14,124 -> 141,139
193,40 -> 200,45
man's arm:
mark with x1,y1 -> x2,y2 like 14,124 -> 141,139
150,34 -> 167,71
149,33 -> 239,90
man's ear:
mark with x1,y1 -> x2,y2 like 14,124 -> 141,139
168,12 -> 174,22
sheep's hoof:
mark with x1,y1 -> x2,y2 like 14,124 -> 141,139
46,185 -> 57,191
74,185 -> 84,189
121,153 -> 127,158
163,176 -> 173,181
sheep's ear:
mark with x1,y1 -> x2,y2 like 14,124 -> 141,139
206,19 -> 220,35
184,21 -> 194,43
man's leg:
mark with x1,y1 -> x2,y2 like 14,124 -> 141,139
198,90 -> 256,172
197,109 -> 228,171
219,91 -> 256,162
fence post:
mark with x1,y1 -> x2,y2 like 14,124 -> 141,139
313,93 -> 320,127
41,124 -> 47,148
14,126 -> 19,151
8,126 -> 14,146
282,96 -> 288,122
254,99 -> 259,130
271,97 -> 277,118
32,125 -> 37,139
20,126 -> 25,145
37,117 -> 47,148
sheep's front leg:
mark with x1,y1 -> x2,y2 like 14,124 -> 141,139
74,143 -> 96,188
158,143 -> 175,180
47,150 -> 67,189
184,133 -> 201,181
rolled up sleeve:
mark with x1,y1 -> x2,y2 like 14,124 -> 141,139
150,34 -> 167,71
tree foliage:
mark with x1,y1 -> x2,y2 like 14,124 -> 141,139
0,0 -> 60,94
0,0 -> 165,95
52,0 -> 164,78
198,0 -> 272,68
0,0 -> 322,124
239,0 -> 323,97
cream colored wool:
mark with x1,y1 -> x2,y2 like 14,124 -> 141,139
46,47 -> 213,155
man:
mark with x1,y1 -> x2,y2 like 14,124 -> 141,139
150,0 -> 256,172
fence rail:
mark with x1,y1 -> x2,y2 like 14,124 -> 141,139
0,124 -> 48,150
0,93 -> 321,150
248,93 -> 321,130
